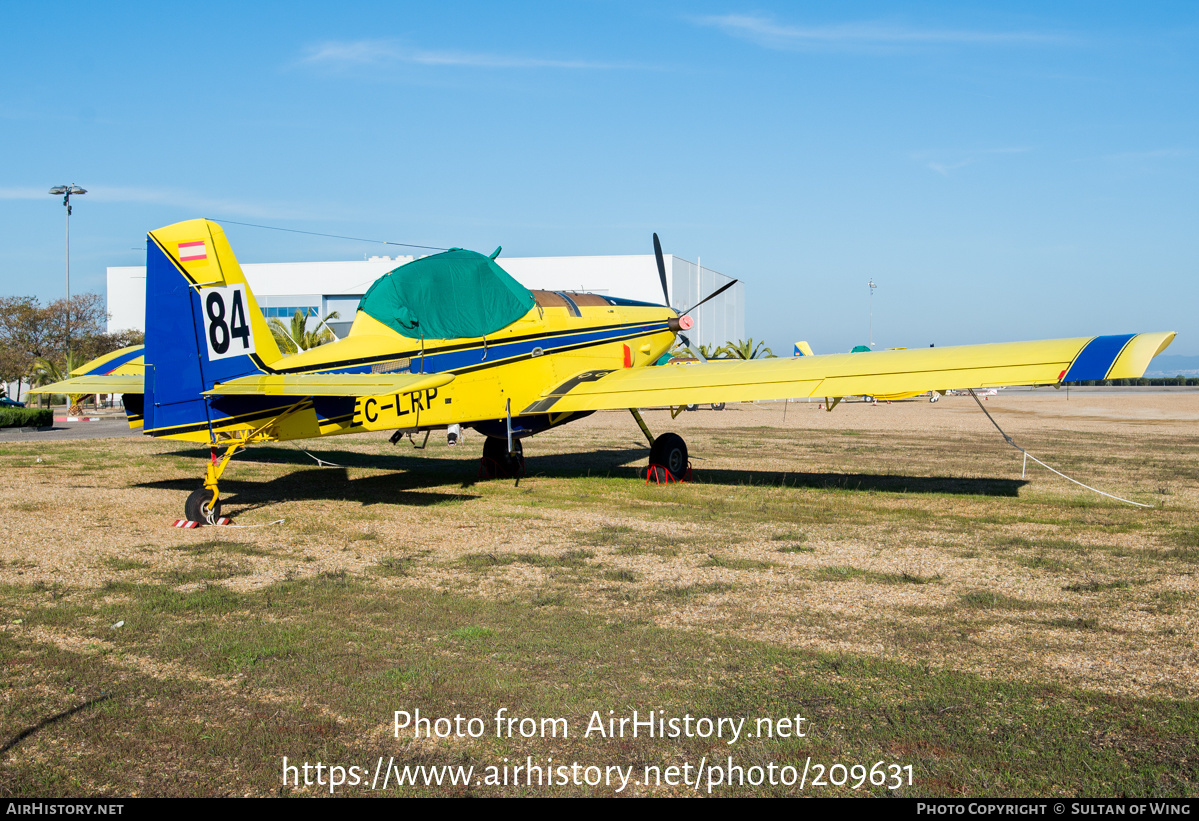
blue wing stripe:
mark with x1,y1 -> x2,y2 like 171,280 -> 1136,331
79,346 -> 144,375
1063,334 -> 1136,382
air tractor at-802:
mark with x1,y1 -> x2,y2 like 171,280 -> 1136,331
35,219 -> 1175,523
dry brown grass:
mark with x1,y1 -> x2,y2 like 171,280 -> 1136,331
3,390 -> 1196,703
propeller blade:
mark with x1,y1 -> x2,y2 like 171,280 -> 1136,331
680,278 -> 738,317
653,233 -> 670,307
678,333 -> 707,362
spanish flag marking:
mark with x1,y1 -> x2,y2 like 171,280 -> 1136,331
178,240 -> 207,263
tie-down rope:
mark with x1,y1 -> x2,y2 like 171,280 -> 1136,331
967,388 -> 1152,508
201,444 -> 342,526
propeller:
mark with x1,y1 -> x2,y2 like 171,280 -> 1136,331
653,233 -> 670,306
653,233 -> 739,363
678,278 -> 738,318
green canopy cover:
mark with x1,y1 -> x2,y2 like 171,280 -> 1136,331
357,249 -> 536,340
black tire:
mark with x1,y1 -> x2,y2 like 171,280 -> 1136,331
685,404 -> 698,411
482,436 -> 524,479
185,487 -> 221,524
649,432 -> 688,481
710,402 -> 726,411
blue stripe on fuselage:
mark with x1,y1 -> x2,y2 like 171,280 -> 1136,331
144,318 -> 668,435
1062,334 -> 1136,382
309,321 -> 670,377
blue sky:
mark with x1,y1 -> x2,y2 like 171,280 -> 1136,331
2,1 -> 1196,355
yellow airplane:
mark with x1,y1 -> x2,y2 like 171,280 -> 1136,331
34,218 -> 1175,523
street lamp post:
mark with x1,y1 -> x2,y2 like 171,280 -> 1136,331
868,279 -> 876,348
48,185 -> 86,363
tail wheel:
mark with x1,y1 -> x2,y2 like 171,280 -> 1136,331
649,432 -> 688,481
482,436 -> 524,479
185,487 -> 221,524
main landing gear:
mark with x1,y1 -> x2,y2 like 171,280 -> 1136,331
480,436 -> 524,479
648,432 -> 689,482
183,441 -> 242,524
629,408 -> 691,483
474,410 -> 692,484
185,487 -> 221,524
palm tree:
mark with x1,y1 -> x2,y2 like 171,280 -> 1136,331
268,310 -> 340,354
718,338 -> 776,360
31,352 -> 89,414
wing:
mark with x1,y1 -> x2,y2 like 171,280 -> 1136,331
202,371 -> 454,397
29,345 -> 146,395
524,332 -> 1175,413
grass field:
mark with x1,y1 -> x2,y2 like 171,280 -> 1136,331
1,392 -> 1197,797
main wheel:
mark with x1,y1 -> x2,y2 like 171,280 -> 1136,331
710,402 -> 726,411
482,436 -> 524,479
185,487 -> 221,524
648,432 -> 688,481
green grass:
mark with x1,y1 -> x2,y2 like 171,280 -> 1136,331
531,590 -> 567,607
770,530 -> 807,542
576,525 -> 689,558
3,410 -> 1197,796
658,582 -> 735,601
156,558 -> 251,585
1063,579 -> 1132,593
372,555 -> 418,577
1045,617 -> 1102,631
1149,591 -> 1189,615
1015,553 -> 1073,572
101,557 -> 150,572
170,540 -> 272,557
460,550 -> 594,571
701,554 -> 774,571
2,575 -> 1196,797
448,625 -> 494,641
814,566 -> 941,585
959,591 -> 1039,610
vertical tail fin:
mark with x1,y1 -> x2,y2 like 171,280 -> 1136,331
143,219 -> 283,434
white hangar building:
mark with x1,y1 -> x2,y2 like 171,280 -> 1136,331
106,253 -> 744,349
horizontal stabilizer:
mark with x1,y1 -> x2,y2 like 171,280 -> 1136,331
29,375 -> 145,395
203,371 -> 455,397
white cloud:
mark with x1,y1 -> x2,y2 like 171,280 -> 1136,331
300,39 -> 646,71
694,14 -> 1066,51
910,147 -> 1033,176
0,187 -> 50,200
1,185 -> 307,220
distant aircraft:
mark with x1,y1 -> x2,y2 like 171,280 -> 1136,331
35,219 -> 1175,523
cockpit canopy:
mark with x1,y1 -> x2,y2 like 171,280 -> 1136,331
357,249 -> 536,340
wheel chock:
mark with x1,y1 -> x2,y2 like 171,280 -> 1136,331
172,517 -> 233,528
644,462 -> 693,485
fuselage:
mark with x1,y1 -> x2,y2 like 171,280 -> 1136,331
138,290 -> 678,443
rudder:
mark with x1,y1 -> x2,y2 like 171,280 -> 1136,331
142,219 -> 284,435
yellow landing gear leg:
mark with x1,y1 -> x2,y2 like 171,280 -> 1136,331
185,441 -> 243,524
628,408 -> 655,446
183,400 -> 305,524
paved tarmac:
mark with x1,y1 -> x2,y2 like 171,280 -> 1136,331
0,419 -> 141,442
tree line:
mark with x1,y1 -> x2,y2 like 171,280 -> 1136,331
0,294 -> 144,404
1065,377 -> 1199,386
